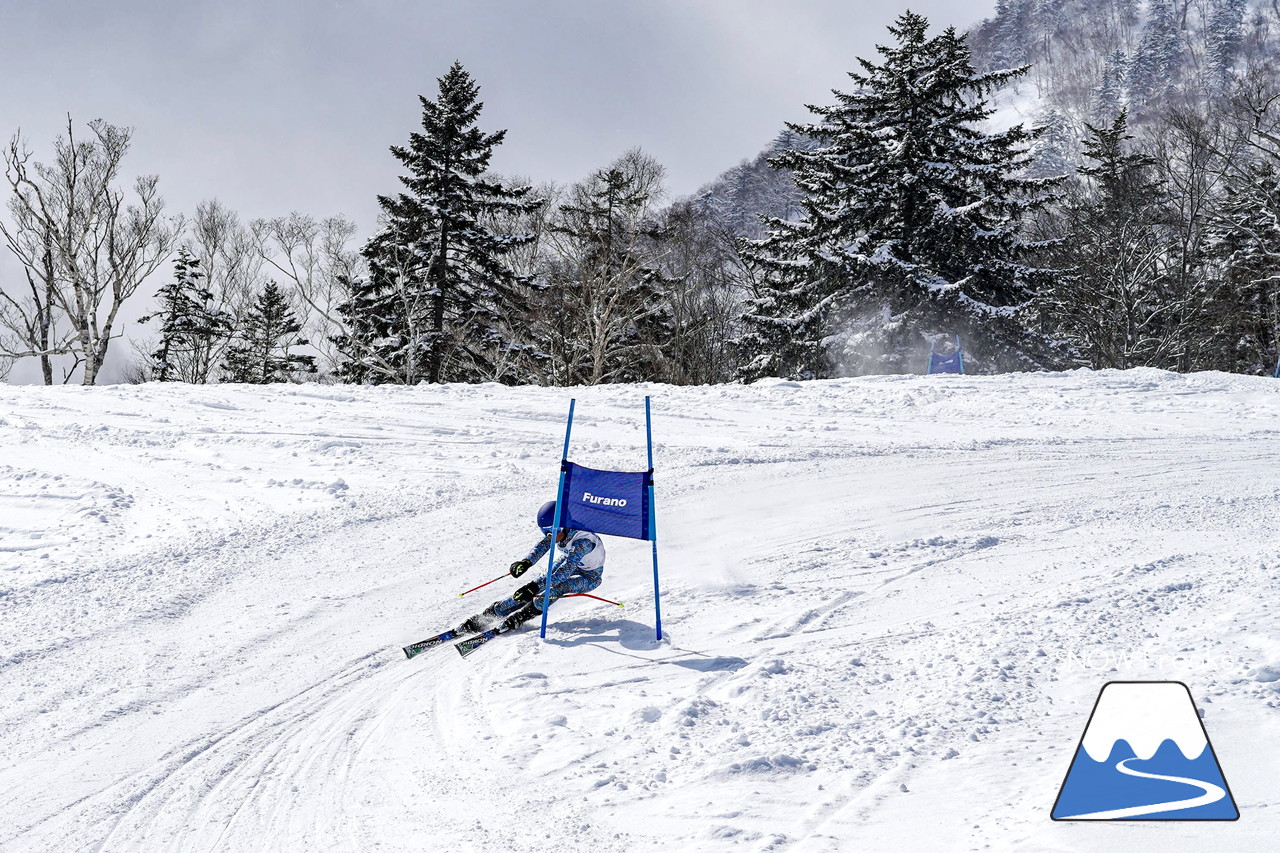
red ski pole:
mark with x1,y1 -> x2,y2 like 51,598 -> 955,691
564,593 -> 624,607
458,574 -> 508,597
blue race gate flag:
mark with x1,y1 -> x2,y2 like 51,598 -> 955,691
558,462 -> 654,541
928,351 -> 963,374
928,335 -> 965,375
540,396 -> 664,641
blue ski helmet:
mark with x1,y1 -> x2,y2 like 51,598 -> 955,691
537,500 -> 558,532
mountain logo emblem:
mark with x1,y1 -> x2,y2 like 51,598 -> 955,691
1052,681 -> 1238,820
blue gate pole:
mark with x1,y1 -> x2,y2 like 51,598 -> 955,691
646,396 -> 662,641
540,399 -> 575,639
956,335 -> 965,375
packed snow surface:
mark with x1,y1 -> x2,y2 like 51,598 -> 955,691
3,369 -> 1280,851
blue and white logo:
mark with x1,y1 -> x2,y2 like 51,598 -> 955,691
1052,681 -> 1238,820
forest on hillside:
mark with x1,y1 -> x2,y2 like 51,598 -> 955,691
6,2 -> 1280,385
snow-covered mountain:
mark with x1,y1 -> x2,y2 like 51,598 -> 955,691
697,0 -> 1280,232
3,371 -> 1280,850
968,0 -> 1271,116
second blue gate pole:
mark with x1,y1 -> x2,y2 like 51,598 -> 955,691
646,396 -> 662,641
540,399 -> 575,640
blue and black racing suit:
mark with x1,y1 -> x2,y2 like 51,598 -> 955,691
493,529 -> 605,619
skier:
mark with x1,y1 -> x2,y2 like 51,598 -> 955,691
458,500 -> 605,635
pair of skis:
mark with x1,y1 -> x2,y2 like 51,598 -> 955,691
403,592 -> 622,660
403,625 -> 508,659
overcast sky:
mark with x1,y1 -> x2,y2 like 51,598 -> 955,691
1,0 -> 998,383
1,0 -> 996,233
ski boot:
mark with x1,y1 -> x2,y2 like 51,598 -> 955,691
457,603 -> 499,634
500,603 -> 542,632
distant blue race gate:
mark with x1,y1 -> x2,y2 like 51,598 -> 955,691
928,335 -> 965,375
540,397 -> 663,641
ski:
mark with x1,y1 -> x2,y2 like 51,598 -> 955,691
455,626 -> 508,658
403,629 -> 461,659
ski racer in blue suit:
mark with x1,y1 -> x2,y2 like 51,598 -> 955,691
459,501 -> 605,634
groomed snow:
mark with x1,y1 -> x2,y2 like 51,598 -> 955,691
2,369 -> 1279,851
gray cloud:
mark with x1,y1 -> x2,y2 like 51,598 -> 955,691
3,1 -> 997,222
0,0 -> 998,382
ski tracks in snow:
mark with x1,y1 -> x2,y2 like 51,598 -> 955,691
93,652 -> 390,852
6,374 -> 1280,850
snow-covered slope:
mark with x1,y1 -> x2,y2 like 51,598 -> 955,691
3,371 -> 1280,851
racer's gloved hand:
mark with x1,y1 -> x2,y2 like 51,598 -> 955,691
510,558 -> 533,578
513,581 -> 540,603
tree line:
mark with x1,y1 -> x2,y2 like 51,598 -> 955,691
0,69 -> 743,386
0,119 -> 356,385
6,9 -> 1280,385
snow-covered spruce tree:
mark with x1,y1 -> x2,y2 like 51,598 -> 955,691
1203,151 -> 1280,373
338,62 -> 541,385
335,223 -> 422,384
1207,0 -> 1248,92
738,12 -> 1061,379
1095,50 -> 1128,121
1028,108 -> 1077,178
1045,112 -> 1172,369
992,0 -> 1032,69
1126,0 -> 1184,108
140,248 -> 231,382
222,281 -> 316,383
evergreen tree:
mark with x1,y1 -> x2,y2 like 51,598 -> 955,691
739,12 -> 1061,379
1028,109 -> 1076,178
1204,157 -> 1280,373
992,0 -> 1030,68
1095,50 -> 1128,121
1032,0 -> 1068,61
334,223 -> 421,384
337,62 -> 541,384
1046,112 -> 1172,368
1207,0 -> 1248,92
1127,0 -> 1182,106
140,248 -> 230,382
222,281 -> 316,383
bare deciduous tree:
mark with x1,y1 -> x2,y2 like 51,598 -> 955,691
1,118 -> 182,384
1,134 -> 76,383
654,199 -> 747,384
254,212 -> 362,376
540,149 -> 673,385
182,199 -> 265,382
